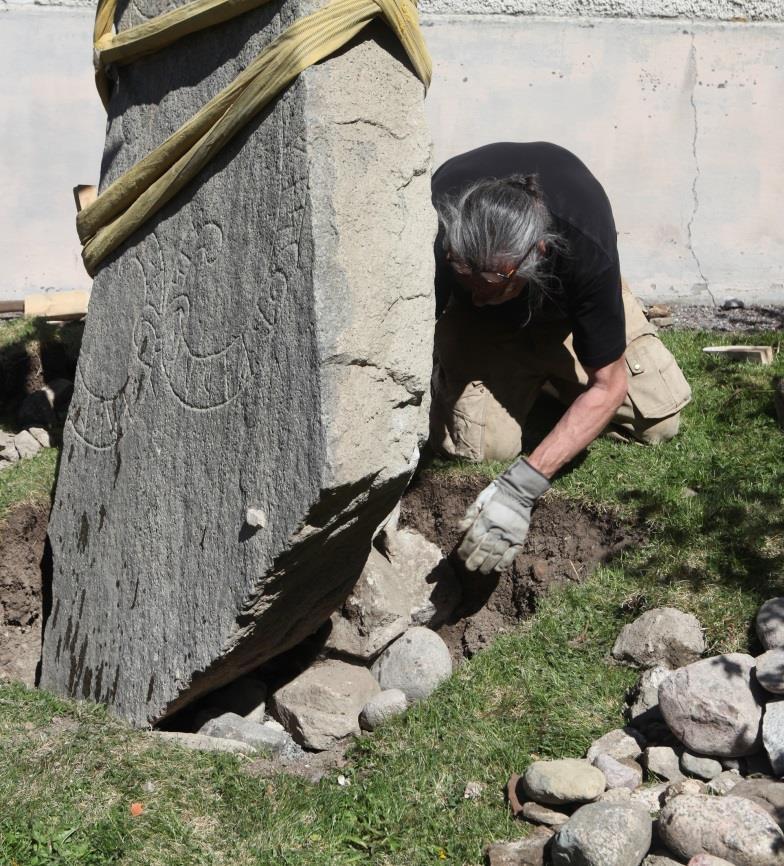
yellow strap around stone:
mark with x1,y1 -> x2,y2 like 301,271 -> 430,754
81,0 -> 431,275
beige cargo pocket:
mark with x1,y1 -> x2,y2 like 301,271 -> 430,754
625,334 -> 692,419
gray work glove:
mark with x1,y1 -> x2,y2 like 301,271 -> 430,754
457,459 -> 551,574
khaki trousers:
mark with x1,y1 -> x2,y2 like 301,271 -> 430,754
430,285 -> 692,462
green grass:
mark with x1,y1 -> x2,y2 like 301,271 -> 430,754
1,329 -> 783,865
0,449 -> 58,522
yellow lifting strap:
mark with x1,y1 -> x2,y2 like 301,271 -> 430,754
80,0 -> 431,276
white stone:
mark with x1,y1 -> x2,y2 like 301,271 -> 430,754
27,427 -> 51,448
270,659 -> 380,751
371,627 -> 452,703
629,783 -> 668,814
612,607 -> 704,669
12,429 -> 41,459
326,534 -> 459,661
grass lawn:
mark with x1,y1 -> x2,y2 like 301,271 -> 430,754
1,329 -> 782,866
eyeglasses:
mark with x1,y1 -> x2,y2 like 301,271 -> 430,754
447,239 -> 539,286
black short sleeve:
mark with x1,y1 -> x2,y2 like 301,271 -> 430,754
569,265 -> 626,369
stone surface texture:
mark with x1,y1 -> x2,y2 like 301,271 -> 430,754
12,430 -> 41,459
705,770 -> 741,796
38,0 -> 435,727
663,778 -> 706,801
147,730 -> 257,754
757,649 -> 784,694
198,711 -> 291,753
359,688 -> 407,731
628,665 -> 672,729
643,858 -> 681,866
551,801 -> 652,866
520,801 -> 570,828
522,758 -> 606,807
658,653 -> 765,757
758,598 -> 784,650
629,783 -> 668,814
270,659 -> 380,750
763,697 -> 784,776
680,750 -> 723,780
612,607 -> 704,669
730,778 -> 784,828
593,754 -> 643,791
370,626 -> 452,702
586,728 -> 645,763
325,531 -> 459,661
484,827 -> 554,866
688,857 -> 738,866
658,794 -> 784,865
644,746 -> 684,781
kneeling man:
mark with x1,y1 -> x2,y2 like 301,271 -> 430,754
430,142 -> 691,574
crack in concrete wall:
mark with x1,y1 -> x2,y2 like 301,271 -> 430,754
686,30 -> 715,303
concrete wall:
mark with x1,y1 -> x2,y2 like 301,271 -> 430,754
2,0 -> 782,302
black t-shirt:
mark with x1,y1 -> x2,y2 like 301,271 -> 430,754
432,142 -> 626,369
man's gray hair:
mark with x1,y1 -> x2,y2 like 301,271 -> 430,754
436,174 -> 565,301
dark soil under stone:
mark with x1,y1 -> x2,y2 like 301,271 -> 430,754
400,471 -> 639,663
0,501 -> 49,686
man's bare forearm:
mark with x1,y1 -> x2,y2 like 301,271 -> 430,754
526,358 -> 628,479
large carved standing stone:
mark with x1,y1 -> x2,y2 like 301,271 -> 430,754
39,0 -> 435,726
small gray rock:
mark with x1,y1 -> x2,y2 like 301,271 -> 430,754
612,608 -> 704,669
522,759 -> 606,807
594,754 -> 643,791
629,783 -> 668,814
756,649 -> 784,695
659,654 -> 765,758
551,801 -> 652,866
359,688 -> 407,731
587,728 -> 646,763
763,697 -> 784,776
520,801 -> 570,828
199,712 -> 291,754
658,794 -> 784,865
148,730 -> 257,754
680,750 -> 723,780
644,746 -> 684,781
12,430 -> 41,459
484,827 -> 554,866
371,626 -> 452,702
757,598 -> 784,650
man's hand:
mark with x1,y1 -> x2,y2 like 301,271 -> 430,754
456,459 -> 551,574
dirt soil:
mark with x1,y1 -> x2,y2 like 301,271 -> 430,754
400,471 -> 638,663
0,501 -> 49,685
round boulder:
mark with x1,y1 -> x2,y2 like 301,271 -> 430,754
612,608 -> 704,669
756,648 -> 784,695
551,801 -> 652,866
359,689 -> 407,731
658,653 -> 765,757
370,626 -> 452,702
522,758 -> 606,807
658,794 -> 784,866
680,750 -> 723,781
757,598 -> 784,650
